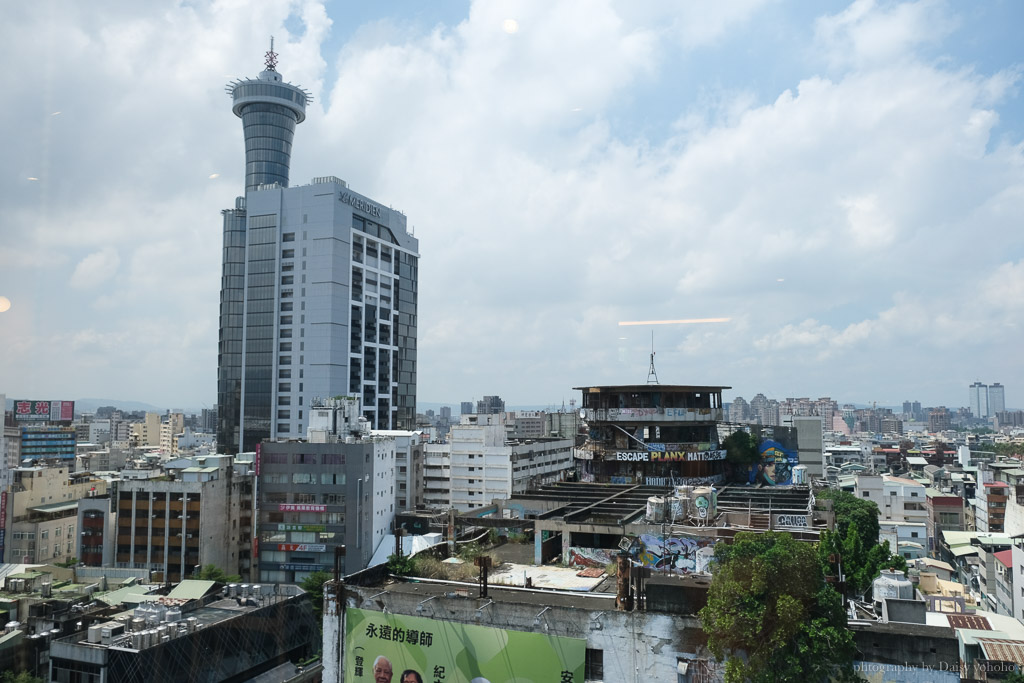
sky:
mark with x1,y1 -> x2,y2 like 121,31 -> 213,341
1,0 -> 1022,414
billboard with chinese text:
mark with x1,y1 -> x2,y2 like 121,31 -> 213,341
345,606 -> 585,683
13,400 -> 75,421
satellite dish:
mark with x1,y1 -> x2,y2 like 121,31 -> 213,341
579,408 -> 586,419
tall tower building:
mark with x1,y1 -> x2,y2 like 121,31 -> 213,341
969,382 -> 989,419
989,383 -> 1006,416
217,45 -> 419,454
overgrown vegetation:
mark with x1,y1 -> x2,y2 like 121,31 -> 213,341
197,565 -> 241,583
299,570 -> 332,622
816,489 -> 906,597
1,672 -> 45,683
721,430 -> 760,481
700,531 -> 857,683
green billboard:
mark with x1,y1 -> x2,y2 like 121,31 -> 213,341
344,606 -> 585,683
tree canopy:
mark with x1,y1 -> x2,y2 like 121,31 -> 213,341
197,565 -> 241,583
816,489 -> 906,597
299,570 -> 332,622
699,531 -> 856,683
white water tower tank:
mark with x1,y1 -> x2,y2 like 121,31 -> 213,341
646,496 -> 665,523
873,569 -> 914,605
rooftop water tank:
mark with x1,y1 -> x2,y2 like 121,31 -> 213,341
873,569 -> 915,604
646,496 -> 665,523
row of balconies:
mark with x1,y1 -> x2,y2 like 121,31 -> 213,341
584,407 -> 723,423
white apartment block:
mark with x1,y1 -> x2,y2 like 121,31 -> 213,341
373,429 -> 425,511
424,416 -> 574,511
854,473 -> 927,525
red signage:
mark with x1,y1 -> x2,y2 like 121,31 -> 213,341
13,400 -> 75,422
278,504 -> 326,512
276,543 -> 327,552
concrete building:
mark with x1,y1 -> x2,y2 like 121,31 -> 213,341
970,382 -> 990,419
476,395 -> 505,415
882,475 -> 928,526
925,488 -> 966,558
975,481 -> 1009,533
878,521 -> 927,560
217,48 -> 419,454
781,415 -> 824,479
256,397 -> 398,581
989,383 -> 1006,416
158,413 -> 184,455
575,384 -> 728,486
49,580 -> 319,683
373,429 -> 425,511
6,466 -> 108,564
115,455 -> 253,582
131,413 -> 162,448
423,415 -> 574,511
78,495 -> 116,567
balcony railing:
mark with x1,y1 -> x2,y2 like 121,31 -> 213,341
584,407 -> 723,423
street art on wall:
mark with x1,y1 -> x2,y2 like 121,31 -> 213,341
748,439 -> 798,486
568,534 -> 717,574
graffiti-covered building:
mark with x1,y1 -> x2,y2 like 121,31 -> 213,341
574,384 -> 729,486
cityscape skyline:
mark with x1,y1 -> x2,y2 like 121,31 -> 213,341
3,1 -> 1023,411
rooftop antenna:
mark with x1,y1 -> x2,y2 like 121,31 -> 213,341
647,330 -> 659,384
265,36 -> 278,71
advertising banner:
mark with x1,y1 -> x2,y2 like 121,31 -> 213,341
13,400 -> 75,421
345,606 -> 585,683
278,503 -> 326,512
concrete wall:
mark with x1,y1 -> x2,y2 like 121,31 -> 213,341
326,584 -> 723,683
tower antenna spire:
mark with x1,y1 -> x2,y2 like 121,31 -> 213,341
265,36 -> 278,71
647,330 -> 659,384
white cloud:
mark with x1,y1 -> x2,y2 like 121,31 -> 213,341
1,0 -> 1022,409
70,248 -> 120,288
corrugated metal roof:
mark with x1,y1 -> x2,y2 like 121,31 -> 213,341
167,580 -> 217,601
948,614 -> 992,630
978,638 -> 1024,665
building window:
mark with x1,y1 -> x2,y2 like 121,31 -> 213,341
279,369 -> 292,379
283,233 -> 295,242
862,492 -> 870,497
280,315 -> 293,325
280,342 -> 292,352
278,410 -> 291,419
282,249 -> 295,259
585,649 -> 603,679
281,302 -> 293,312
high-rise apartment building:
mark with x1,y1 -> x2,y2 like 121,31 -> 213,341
970,382 -> 990,419
217,47 -> 419,453
989,383 -> 1006,416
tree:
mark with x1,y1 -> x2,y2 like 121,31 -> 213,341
299,570 -> 332,622
197,565 -> 241,583
722,430 -> 760,482
700,531 -> 856,683
816,489 -> 906,597
1,671 -> 45,683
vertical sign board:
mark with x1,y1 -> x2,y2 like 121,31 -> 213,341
0,491 -> 7,562
345,606 -> 585,682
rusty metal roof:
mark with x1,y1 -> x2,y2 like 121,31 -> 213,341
947,614 -> 992,630
978,638 -> 1024,665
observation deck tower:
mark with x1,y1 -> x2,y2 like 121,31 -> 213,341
225,39 -> 312,191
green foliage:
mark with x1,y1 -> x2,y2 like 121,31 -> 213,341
1,671 -> 45,683
299,570 -> 332,622
55,557 -> 78,568
412,555 -> 476,582
816,489 -> 906,597
1000,671 -> 1024,683
197,565 -> 241,583
722,431 -> 759,465
699,531 -> 856,683
386,553 -> 416,576
817,489 -> 880,545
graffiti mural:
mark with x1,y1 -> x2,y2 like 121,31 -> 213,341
567,534 -> 717,574
748,439 -> 798,485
